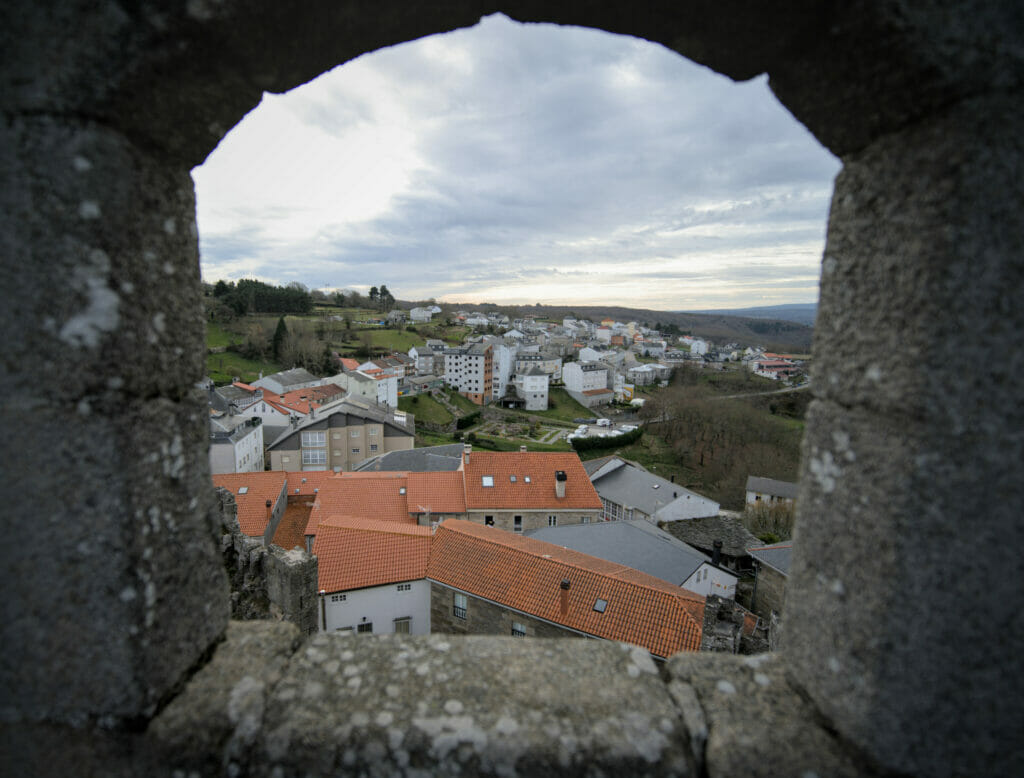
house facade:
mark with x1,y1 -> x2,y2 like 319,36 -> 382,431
514,367 -> 549,411
745,476 -> 798,507
209,414 -> 264,474
315,518 -> 432,636
267,401 -> 414,472
443,343 -> 493,405
562,361 -> 613,408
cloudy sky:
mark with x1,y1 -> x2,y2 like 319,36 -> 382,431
193,14 -> 840,311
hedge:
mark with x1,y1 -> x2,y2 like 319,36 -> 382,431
456,410 -> 482,429
569,427 -> 643,452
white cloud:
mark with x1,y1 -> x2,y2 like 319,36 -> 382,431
194,14 -> 840,309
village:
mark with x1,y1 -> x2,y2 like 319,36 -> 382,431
208,304 -> 803,657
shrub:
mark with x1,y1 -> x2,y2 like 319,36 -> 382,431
456,410 -> 482,430
569,427 -> 643,452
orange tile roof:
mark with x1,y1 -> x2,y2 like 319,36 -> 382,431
314,517 -> 432,593
272,496 -> 314,551
428,520 -> 703,658
582,388 -> 612,396
277,383 -> 344,408
407,471 -> 466,515
283,470 -> 335,496
463,452 -> 603,511
211,471 -> 287,537
339,358 -> 361,371
305,472 -> 416,537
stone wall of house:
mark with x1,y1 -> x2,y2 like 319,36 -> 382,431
750,565 -> 787,623
216,488 -> 319,635
3,2 -> 1021,776
429,581 -> 583,641
465,508 -> 601,533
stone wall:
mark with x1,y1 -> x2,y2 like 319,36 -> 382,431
216,488 -> 319,635
430,581 -> 584,641
750,564 -> 787,623
2,2 -> 1022,776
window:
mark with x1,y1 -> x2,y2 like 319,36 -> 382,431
453,592 -> 467,620
330,594 -> 346,602
301,430 -> 326,447
370,444 -> 378,452
335,626 -> 353,633
369,428 -> 378,436
481,476 -> 494,487
397,583 -> 411,592
357,622 -> 373,634
548,515 -> 557,527
511,621 -> 526,637
393,617 -> 411,634
351,448 -> 360,454
513,516 -> 522,533
302,449 -> 327,465
332,432 -> 341,439
582,516 -> 591,524
351,429 -> 361,437
485,515 -> 494,526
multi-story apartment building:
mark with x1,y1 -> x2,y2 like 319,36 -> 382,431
443,343 -> 493,405
267,399 -> 414,472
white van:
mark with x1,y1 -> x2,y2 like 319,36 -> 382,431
596,418 -> 612,427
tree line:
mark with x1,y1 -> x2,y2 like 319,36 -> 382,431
212,279 -> 312,315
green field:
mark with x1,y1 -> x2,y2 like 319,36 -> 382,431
398,394 -> 454,426
498,388 -> 591,424
205,351 -> 282,385
470,433 -> 572,452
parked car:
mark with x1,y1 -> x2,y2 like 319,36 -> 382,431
596,418 -> 612,427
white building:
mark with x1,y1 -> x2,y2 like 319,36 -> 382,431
443,343 -> 493,405
514,366 -> 549,411
208,414 -> 264,474
410,307 -> 433,323
314,518 -> 433,635
329,369 -> 398,408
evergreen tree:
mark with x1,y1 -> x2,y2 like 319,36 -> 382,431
369,286 -> 379,307
272,316 -> 288,362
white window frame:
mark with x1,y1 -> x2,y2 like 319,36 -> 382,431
302,449 -> 327,466
393,617 -> 411,634
453,592 -> 468,620
301,430 -> 326,447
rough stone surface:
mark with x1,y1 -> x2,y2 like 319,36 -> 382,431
667,653 -> 870,777
788,91 -> 1024,776
148,621 -> 303,774
252,632 -> 696,776
2,1 -> 1023,775
217,489 -> 319,634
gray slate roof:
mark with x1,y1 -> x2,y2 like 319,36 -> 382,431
260,367 -> 319,390
662,516 -> 761,559
526,520 -> 713,585
590,460 -> 715,518
747,542 -> 793,576
745,476 -> 799,500
353,444 -> 465,473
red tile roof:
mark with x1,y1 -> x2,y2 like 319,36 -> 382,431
305,472 -> 416,537
272,495 -> 314,551
211,471 -> 287,537
407,471 -> 466,515
582,388 -> 612,396
314,517 -> 432,593
277,383 -> 344,408
428,520 -> 704,658
339,358 -> 361,371
283,470 -> 335,496
463,452 -> 603,511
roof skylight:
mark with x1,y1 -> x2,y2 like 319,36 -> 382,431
238,486 -> 248,494
482,476 -> 494,487
593,598 -> 608,613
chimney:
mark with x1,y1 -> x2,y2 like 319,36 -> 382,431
560,579 -> 570,616
520,445 -> 528,453
463,443 -> 472,463
309,402 -> 315,418
554,470 -> 567,499
712,539 -> 722,567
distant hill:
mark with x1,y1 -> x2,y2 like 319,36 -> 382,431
683,303 -> 818,327
465,304 -> 817,353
